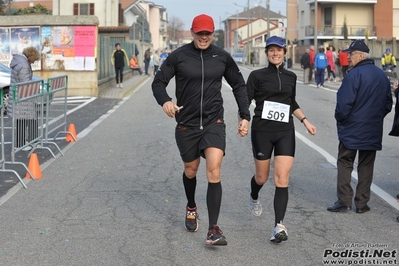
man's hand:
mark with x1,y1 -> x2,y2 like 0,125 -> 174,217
237,119 -> 249,137
162,101 -> 180,118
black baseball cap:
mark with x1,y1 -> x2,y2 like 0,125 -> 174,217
343,40 -> 369,53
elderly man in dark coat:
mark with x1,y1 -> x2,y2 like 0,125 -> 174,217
327,40 -> 392,214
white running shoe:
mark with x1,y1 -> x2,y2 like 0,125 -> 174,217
249,196 -> 262,216
120,83 -> 123,88
270,223 -> 288,243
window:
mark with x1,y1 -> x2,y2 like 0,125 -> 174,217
73,3 -> 95,15
324,7 -> 332,26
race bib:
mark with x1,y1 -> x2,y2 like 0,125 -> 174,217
261,101 -> 290,123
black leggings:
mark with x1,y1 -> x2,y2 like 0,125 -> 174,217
115,67 -> 124,84
251,129 -> 295,160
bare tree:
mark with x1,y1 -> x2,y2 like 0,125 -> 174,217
0,0 -> 12,15
167,16 -> 185,42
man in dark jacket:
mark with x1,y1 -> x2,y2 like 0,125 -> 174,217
300,49 -> 311,84
327,40 -> 392,214
144,48 -> 151,75
152,14 -> 250,246
110,43 -> 129,88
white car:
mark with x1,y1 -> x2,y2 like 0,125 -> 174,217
233,53 -> 247,64
0,63 -> 46,114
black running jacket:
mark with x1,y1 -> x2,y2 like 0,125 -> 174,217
152,42 -> 250,128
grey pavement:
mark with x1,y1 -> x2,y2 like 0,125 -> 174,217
0,65 -> 397,265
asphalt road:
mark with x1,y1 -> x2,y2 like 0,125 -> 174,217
0,66 -> 397,266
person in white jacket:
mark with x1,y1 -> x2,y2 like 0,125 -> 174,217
152,50 -> 160,76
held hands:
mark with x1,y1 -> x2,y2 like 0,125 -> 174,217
162,101 -> 180,118
303,119 -> 317,135
237,118 -> 249,137
393,80 -> 399,92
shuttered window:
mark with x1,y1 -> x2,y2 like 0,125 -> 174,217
73,3 -> 95,15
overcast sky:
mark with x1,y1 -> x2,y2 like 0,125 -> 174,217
153,0 -> 286,31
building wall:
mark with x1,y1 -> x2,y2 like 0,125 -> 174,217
287,0 -> 298,43
55,0 -> 119,26
374,0 -> 393,39
148,7 -> 160,51
394,0 -> 399,38
335,4 -> 373,30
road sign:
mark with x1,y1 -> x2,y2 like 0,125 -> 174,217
239,43 -> 244,49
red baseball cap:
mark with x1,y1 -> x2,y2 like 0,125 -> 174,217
191,14 -> 214,33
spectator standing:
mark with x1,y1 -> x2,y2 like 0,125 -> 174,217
388,80 -> 399,223
381,47 -> 397,71
153,50 -> 160,76
152,14 -> 250,246
327,40 -> 392,214
339,48 -> 349,79
335,49 -> 342,81
8,47 -> 41,150
110,43 -> 129,88
326,46 -> 336,82
300,48 -> 311,84
129,55 -> 143,75
159,49 -> 168,67
144,48 -> 151,75
308,45 -> 315,82
314,47 -> 328,88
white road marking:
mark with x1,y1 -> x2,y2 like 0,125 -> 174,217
295,131 -> 399,211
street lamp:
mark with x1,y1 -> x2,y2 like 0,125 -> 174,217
132,20 -> 145,62
314,0 -> 318,47
226,11 -> 239,55
234,1 -> 250,65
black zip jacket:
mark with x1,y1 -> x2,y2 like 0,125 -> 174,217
152,42 -> 250,128
247,63 -> 300,132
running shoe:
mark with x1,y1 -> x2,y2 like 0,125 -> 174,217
205,225 -> 227,246
249,195 -> 262,216
270,223 -> 288,243
185,205 -> 199,232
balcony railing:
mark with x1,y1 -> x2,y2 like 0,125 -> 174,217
159,21 -> 167,32
305,25 -> 376,37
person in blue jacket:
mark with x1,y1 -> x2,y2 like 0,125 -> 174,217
314,46 -> 328,88
327,40 -> 392,214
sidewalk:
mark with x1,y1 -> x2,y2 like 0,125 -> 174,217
99,73 -> 150,99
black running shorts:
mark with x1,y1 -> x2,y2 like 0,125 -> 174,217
175,122 -> 226,163
251,128 -> 295,160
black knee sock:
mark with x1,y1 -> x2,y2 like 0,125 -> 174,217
183,172 -> 196,208
250,175 -> 263,200
207,182 -> 222,229
274,187 -> 288,226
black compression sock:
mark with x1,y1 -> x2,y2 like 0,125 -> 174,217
250,175 -> 263,200
183,172 -> 197,208
207,182 -> 222,229
274,187 -> 288,226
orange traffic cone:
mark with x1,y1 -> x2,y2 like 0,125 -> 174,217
66,123 -> 77,142
26,153 -> 42,179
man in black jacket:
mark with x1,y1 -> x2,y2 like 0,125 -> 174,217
144,48 -> 151,75
300,49 -> 311,84
110,43 -> 129,88
152,14 -> 250,246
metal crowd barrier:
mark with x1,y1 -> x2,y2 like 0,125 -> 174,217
0,75 -> 72,188
4,79 -> 56,176
43,75 -> 75,146
0,89 -> 28,188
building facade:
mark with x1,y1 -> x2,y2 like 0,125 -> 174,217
223,6 -> 286,56
295,0 -> 397,47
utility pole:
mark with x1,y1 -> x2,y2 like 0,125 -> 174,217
266,0 -> 270,37
235,11 -> 238,55
247,0 -> 250,65
314,0 -> 318,47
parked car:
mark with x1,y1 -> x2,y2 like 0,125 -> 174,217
233,53 -> 247,64
0,63 -> 47,115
